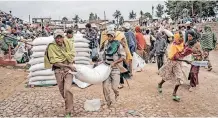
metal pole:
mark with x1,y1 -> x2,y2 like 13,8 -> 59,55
29,15 -> 31,23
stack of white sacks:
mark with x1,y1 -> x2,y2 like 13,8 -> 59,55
28,36 -> 56,86
74,32 -> 92,65
73,32 -> 92,88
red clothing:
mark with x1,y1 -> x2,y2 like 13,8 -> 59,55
173,45 -> 192,60
135,26 -> 146,50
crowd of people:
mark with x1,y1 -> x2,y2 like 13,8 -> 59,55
44,20 -> 217,116
0,10 -> 217,117
0,10 -> 52,63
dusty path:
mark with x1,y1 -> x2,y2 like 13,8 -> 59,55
0,67 -> 27,100
0,51 -> 218,117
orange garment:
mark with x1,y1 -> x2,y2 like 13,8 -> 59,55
135,26 -> 146,50
168,33 -> 184,60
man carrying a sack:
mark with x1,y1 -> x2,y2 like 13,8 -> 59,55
101,30 -> 126,108
44,29 -> 76,117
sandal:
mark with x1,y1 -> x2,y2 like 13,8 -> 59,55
208,67 -> 212,71
118,85 -> 124,89
65,113 -> 71,118
157,84 -> 162,93
172,95 -> 180,102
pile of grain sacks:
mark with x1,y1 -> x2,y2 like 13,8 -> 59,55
73,32 -> 92,88
74,32 -> 91,65
28,36 -> 56,86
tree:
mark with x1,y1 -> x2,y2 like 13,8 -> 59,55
119,16 -> 124,26
112,20 -> 116,24
73,15 -> 79,24
113,10 -> 122,27
129,10 -> 137,19
140,10 -> 144,19
156,4 -> 164,18
80,19 -> 83,23
165,1 -> 217,20
144,12 -> 153,19
62,17 -> 68,22
152,5 -> 154,17
94,13 -> 98,20
89,12 -> 95,21
62,17 -> 68,30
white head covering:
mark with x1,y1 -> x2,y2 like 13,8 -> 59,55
106,30 -> 115,37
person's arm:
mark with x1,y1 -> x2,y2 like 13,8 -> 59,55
53,63 -> 71,68
47,44 -> 75,71
213,33 -> 217,44
151,41 -> 157,54
173,47 -> 192,61
53,62 -> 76,71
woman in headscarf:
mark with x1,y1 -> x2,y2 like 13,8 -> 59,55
200,25 -> 217,71
157,32 -> 193,102
187,31 -> 203,91
135,26 -> 146,57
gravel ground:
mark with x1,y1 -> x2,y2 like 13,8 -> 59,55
0,51 -> 218,117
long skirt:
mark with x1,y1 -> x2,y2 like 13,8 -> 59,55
159,60 -> 186,85
188,65 -> 200,87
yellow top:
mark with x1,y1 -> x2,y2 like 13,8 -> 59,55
44,38 -> 75,69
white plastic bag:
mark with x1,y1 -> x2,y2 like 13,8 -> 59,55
31,45 -> 47,52
14,43 -> 26,61
29,57 -> 44,65
73,77 -> 91,89
164,29 -> 174,37
74,63 -> 111,84
132,52 -> 146,72
29,75 -> 56,82
84,99 -> 101,111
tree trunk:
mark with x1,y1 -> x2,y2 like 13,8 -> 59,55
117,18 -> 119,29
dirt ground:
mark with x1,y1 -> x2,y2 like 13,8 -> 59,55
0,67 -> 27,100
0,51 -> 218,117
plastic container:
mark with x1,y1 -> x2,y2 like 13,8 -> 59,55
84,99 -> 101,111
191,61 -> 208,67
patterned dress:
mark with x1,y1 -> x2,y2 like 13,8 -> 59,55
159,46 -> 192,85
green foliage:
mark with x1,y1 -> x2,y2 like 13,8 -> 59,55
89,12 -> 95,21
165,0 -> 217,20
119,16 -> 124,25
156,4 -> 164,18
129,10 -> 137,19
113,10 -> 122,27
73,15 -> 79,23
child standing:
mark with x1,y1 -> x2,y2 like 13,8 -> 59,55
151,32 -> 167,70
